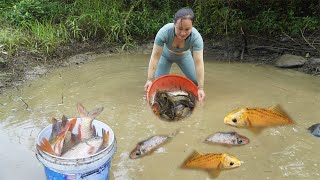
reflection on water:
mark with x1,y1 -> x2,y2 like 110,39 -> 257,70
0,54 -> 319,180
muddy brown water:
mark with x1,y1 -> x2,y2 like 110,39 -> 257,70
0,54 -> 319,180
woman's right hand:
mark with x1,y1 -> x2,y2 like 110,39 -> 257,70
144,80 -> 153,92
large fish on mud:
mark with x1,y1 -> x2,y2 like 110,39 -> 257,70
62,129 -> 109,158
129,130 -> 179,159
38,117 -> 77,156
181,150 -> 241,177
204,132 -> 249,146
77,103 -> 104,140
224,105 -> 294,129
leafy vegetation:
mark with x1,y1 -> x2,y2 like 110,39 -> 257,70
0,0 -> 319,55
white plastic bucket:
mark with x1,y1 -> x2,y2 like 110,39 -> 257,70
36,118 -> 117,180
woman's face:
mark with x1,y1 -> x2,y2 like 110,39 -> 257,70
174,19 -> 192,40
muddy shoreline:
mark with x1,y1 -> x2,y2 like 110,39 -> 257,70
0,37 -> 319,94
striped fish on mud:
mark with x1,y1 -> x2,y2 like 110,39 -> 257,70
38,116 -> 77,156
129,130 -> 179,159
204,132 -> 249,146
62,129 -> 109,158
224,105 -> 294,131
77,103 -> 104,140
181,150 -> 241,177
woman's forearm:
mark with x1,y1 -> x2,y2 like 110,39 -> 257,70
147,44 -> 163,80
193,50 -> 204,89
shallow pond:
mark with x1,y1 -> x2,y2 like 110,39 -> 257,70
0,54 -> 319,180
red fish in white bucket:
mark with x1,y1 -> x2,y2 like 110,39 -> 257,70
37,117 -> 77,156
77,103 -> 104,140
61,129 -> 109,158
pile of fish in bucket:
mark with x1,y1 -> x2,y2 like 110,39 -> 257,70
36,103 -> 116,179
149,90 -> 196,121
37,103 -> 109,158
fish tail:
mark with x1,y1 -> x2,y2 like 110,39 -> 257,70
77,103 -> 89,117
269,104 -> 295,124
53,122 -> 72,156
181,150 -> 202,168
77,102 -> 104,121
38,138 -> 57,156
87,107 -> 104,120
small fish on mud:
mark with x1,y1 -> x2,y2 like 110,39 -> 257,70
308,123 -> 320,137
62,129 -> 109,158
38,117 -> 77,156
150,90 -> 195,121
181,150 -> 241,177
224,105 -> 294,130
204,132 -> 249,146
77,103 -> 104,140
129,130 -> 179,159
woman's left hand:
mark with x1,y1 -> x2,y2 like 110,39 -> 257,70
197,89 -> 205,102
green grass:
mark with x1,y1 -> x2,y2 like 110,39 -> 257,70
0,26 -> 26,55
0,0 -> 319,56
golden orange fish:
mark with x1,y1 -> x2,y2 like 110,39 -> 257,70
224,105 -> 294,128
182,151 -> 241,170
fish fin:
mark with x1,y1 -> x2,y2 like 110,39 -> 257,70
68,118 -> 77,132
249,127 -> 264,134
268,105 -> 293,120
61,115 -> 68,128
105,131 -> 110,145
208,169 -> 221,179
87,144 -> 96,155
181,150 -> 203,168
98,129 -> 110,151
77,103 -> 89,117
92,125 -> 97,137
38,138 -> 57,156
87,107 -> 104,120
49,116 -> 62,142
102,129 -> 110,145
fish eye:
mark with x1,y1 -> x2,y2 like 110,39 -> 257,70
238,140 -> 243,144
232,118 -> 237,123
136,151 -> 140,156
230,162 -> 234,166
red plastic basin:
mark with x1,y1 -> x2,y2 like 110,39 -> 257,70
147,74 -> 198,102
